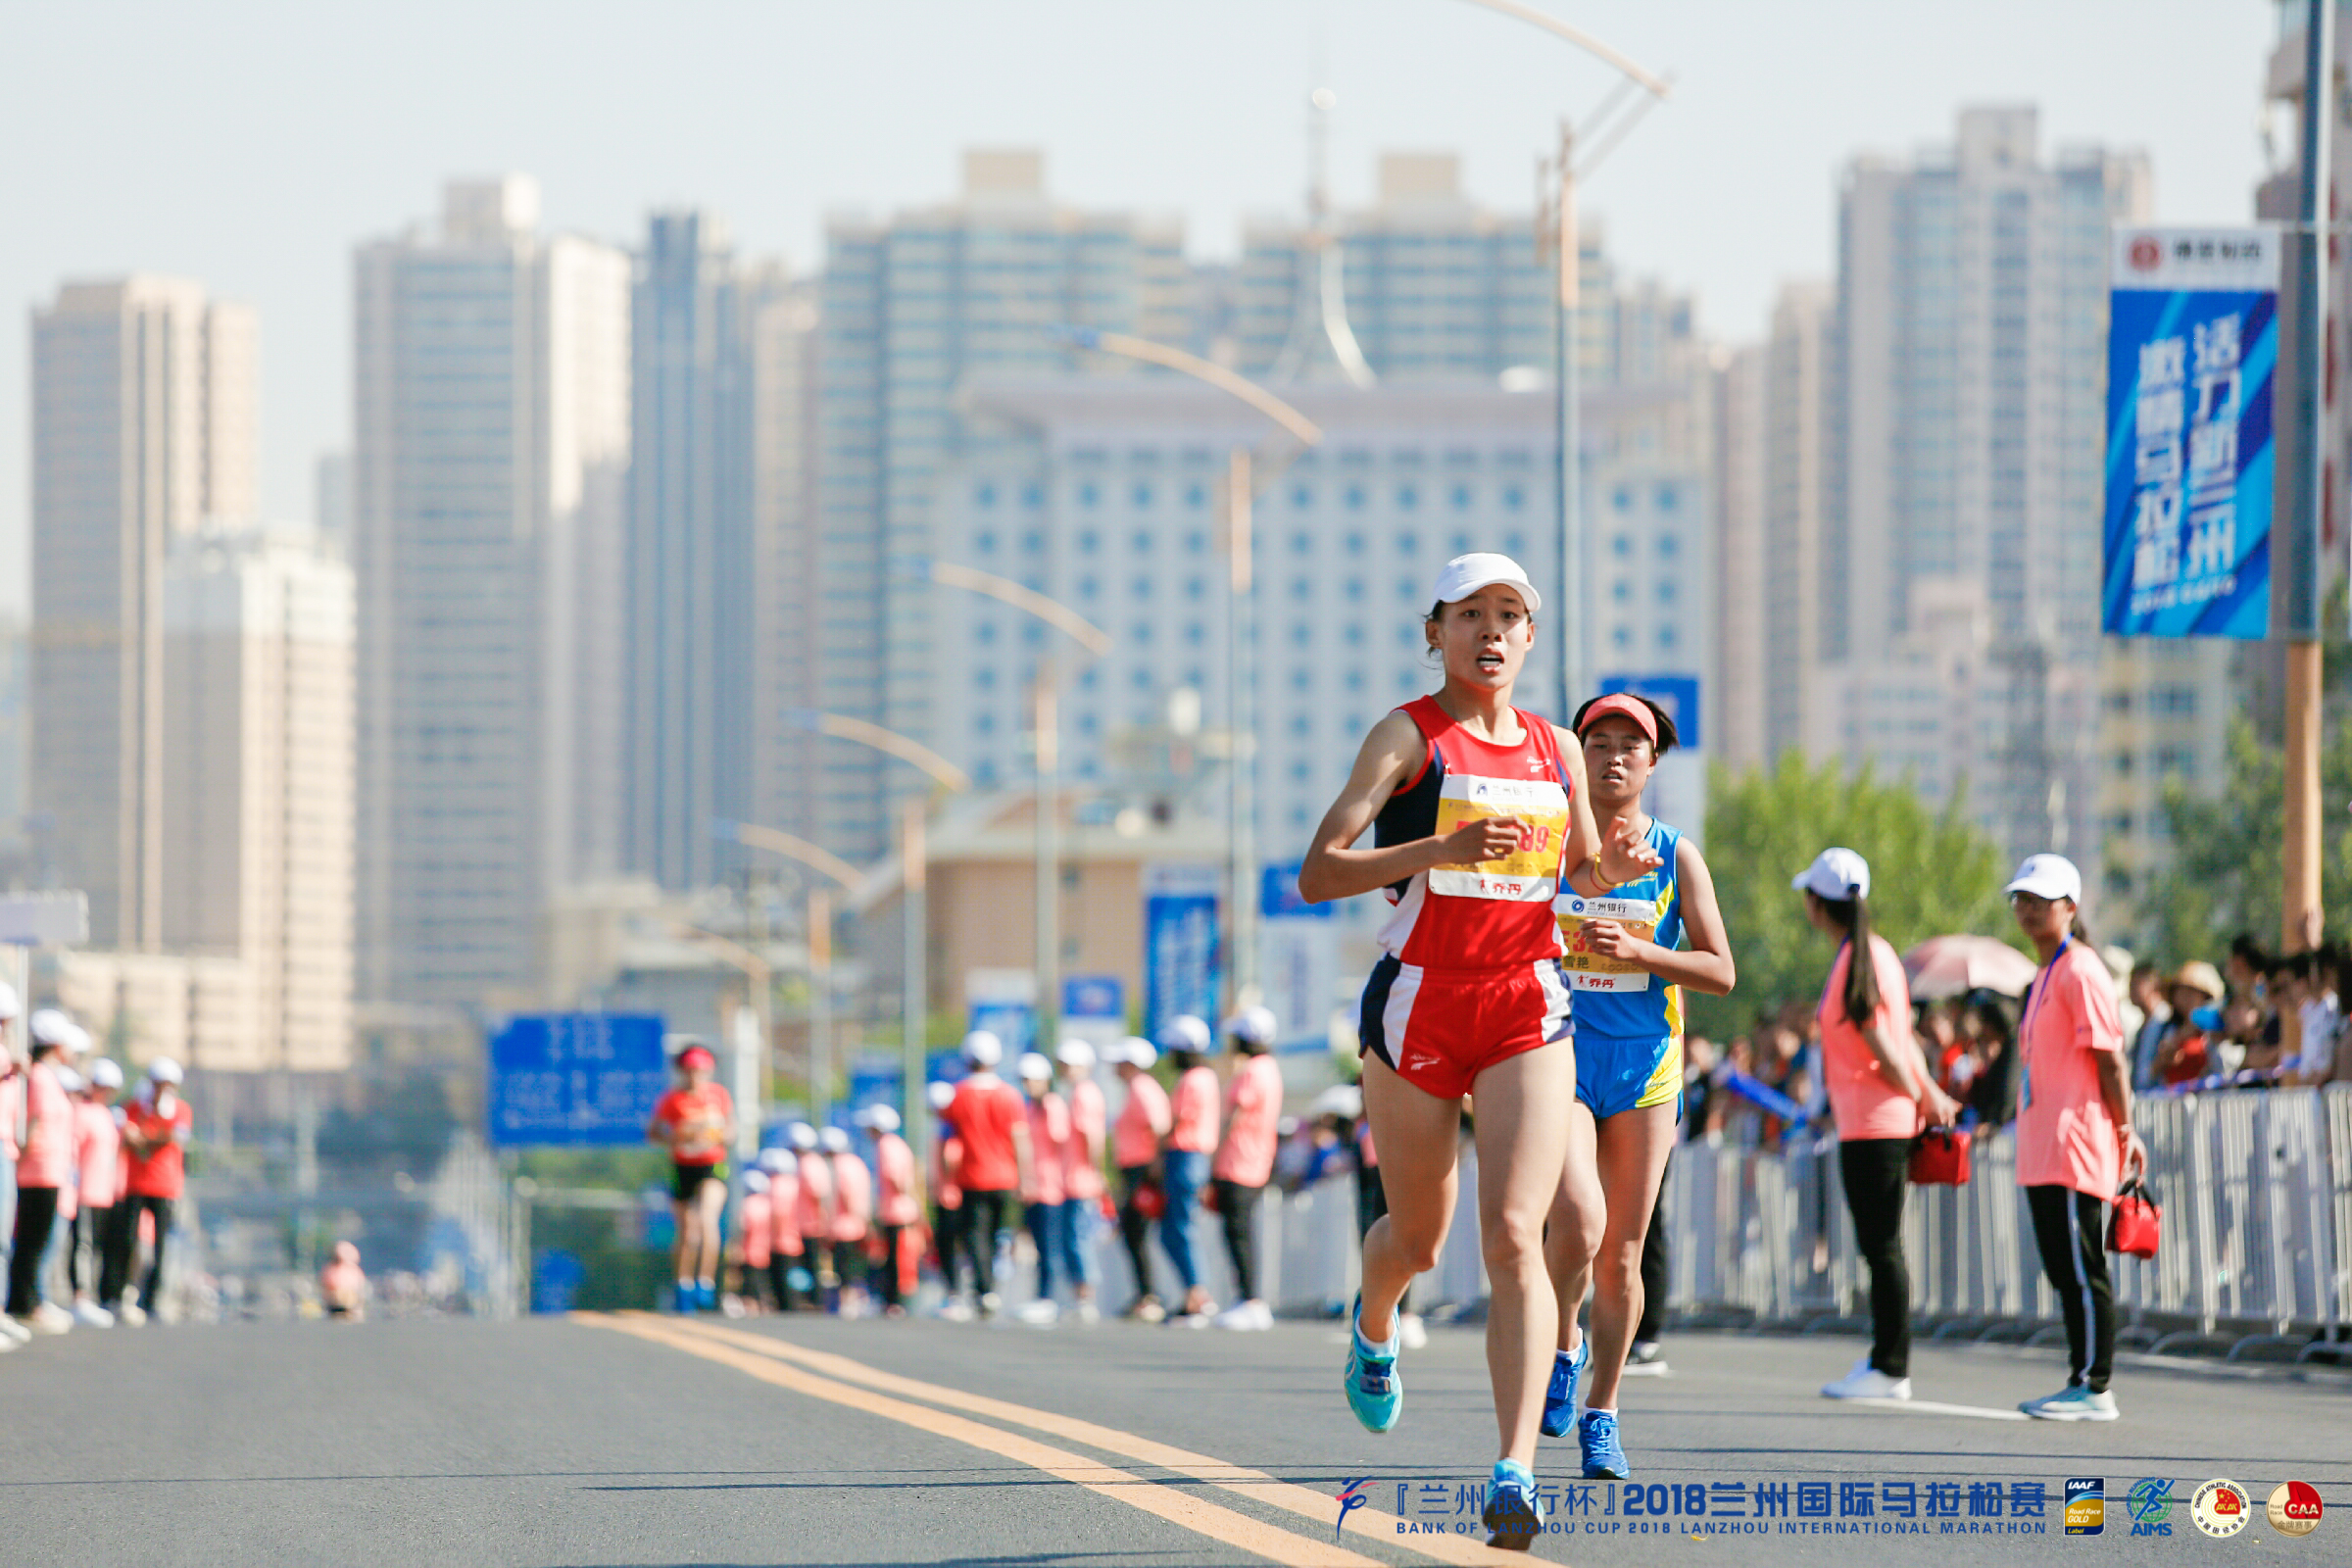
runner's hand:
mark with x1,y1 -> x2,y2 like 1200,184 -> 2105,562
1579,919 -> 1647,962
1596,814 -> 1664,885
1440,814 -> 1527,864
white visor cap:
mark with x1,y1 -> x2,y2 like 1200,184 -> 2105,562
1792,847 -> 1871,905
1429,553 -> 1542,616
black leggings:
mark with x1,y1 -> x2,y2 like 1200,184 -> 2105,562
70,1204 -> 108,1297
1117,1165 -> 1157,1301
1838,1139 -> 1912,1379
2026,1184 -> 2115,1394
875,1224 -> 906,1309
963,1189 -> 1012,1297
1211,1178 -> 1264,1303
1637,1151 -> 1670,1343
934,1200 -> 972,1295
7,1185 -> 59,1316
102,1195 -> 173,1310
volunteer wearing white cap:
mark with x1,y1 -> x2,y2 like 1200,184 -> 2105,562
1054,1040 -> 1107,1325
106,1056 -> 192,1323
757,1148 -> 806,1309
785,1122 -> 837,1304
1156,1015 -> 1220,1321
1107,1039 -> 1171,1321
858,1104 -> 920,1318
946,1030 -> 1032,1320
72,1058 -> 124,1325
821,1125 -> 874,1315
1296,551 -> 1659,1549
8,1012 -> 77,1333
1208,1006 -> 1284,1331
924,1081 -> 974,1315
0,982 -> 22,1348
1013,1053 -> 1070,1324
1796,850 -> 1959,1403
736,1169 -> 776,1310
2004,854 -> 2138,1421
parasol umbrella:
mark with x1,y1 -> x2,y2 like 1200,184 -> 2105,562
1901,934 -> 2039,1001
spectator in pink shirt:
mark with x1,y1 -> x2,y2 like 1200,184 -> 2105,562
69,1057 -> 123,1327
1015,1054 -> 1071,1324
8,1009 -> 78,1333
1210,1006 -> 1285,1331
857,1104 -> 920,1318
822,1127 -> 873,1314
1160,1014 -> 1220,1322
1108,1039 -> 1172,1322
320,1241 -> 368,1321
756,1149 -> 803,1310
1054,1040 -> 1106,1326
0,982 -> 23,1353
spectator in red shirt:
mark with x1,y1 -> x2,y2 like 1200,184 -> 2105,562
106,1056 -> 193,1324
945,1031 -> 1032,1320
646,1043 -> 734,1313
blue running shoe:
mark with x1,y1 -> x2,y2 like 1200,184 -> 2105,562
697,1283 -> 718,1313
1540,1339 -> 1590,1438
1342,1293 -> 1402,1435
1483,1458 -> 1544,1551
672,1284 -> 696,1314
1578,1408 -> 1629,1480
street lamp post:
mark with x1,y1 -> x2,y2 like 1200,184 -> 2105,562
1457,0 -> 1669,719
709,821 -> 858,1128
1059,327 -> 1322,1012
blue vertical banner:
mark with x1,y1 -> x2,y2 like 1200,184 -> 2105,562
1143,861 -> 1221,1039
2104,226 -> 2279,638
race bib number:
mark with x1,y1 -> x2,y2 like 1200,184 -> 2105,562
1430,773 -> 1569,901
1555,892 -> 1657,992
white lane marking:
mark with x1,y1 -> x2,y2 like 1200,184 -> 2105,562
1842,1396 -> 2029,1421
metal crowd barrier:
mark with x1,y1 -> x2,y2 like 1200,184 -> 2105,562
1659,1086 -> 2352,1357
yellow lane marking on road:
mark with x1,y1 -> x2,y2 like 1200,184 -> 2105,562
574,1312 -> 1385,1567
647,1314 -> 1548,1566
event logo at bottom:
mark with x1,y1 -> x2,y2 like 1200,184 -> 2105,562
2125,1479 -> 2174,1537
2192,1479 -> 2251,1538
2064,1479 -> 2103,1536
2268,1482 -> 2323,1539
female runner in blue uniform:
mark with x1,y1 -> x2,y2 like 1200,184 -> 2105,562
1540,692 -> 1735,1479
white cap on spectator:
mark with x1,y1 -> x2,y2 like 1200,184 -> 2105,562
758,1147 -> 799,1176
27,1008 -> 74,1049
1016,1052 -> 1054,1082
961,1030 -> 1004,1068
0,980 -> 20,1020
64,1023 -> 93,1055
1113,1037 -> 1157,1070
926,1080 -> 956,1111
860,1104 -> 901,1135
1792,847 -> 1871,904
786,1121 -> 818,1151
1157,1013 -> 1213,1055
2004,853 -> 2082,906
818,1126 -> 851,1153
741,1169 -> 769,1195
90,1058 -> 124,1091
1055,1039 -> 1096,1070
148,1055 -> 183,1085
1223,1004 -> 1279,1048
1430,553 -> 1543,615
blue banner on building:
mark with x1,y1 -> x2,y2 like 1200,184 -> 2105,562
2104,226 -> 2279,639
487,1013 -> 668,1148
1144,862 -> 1221,1038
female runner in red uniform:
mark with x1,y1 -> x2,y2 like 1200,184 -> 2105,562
1299,553 -> 1657,1549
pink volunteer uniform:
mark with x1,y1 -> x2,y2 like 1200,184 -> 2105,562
873,1130 -> 921,1228
2015,940 -> 2127,1198
795,1150 -> 835,1243
1112,1072 -> 1171,1167
1359,696 -> 1575,1101
18,1058 -> 73,1189
76,1099 -> 121,1208
1818,933 -> 1933,1141
1024,1093 -> 1070,1205
769,1165 -> 803,1258
1168,1065 -> 1220,1154
831,1152 -> 873,1244
1211,1054 -> 1285,1187
740,1188 -> 773,1270
1062,1077 -> 1107,1201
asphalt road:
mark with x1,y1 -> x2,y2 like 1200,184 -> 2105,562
2,1310 -> 2345,1567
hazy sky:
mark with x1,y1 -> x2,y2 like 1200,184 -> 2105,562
0,0 -> 2285,619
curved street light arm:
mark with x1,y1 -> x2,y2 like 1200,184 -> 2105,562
713,819 -> 862,891
1454,0 -> 1672,99
928,561 -> 1114,658
784,710 -> 970,792
1058,326 -> 1325,449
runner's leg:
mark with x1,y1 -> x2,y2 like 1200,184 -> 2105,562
693,1176 -> 726,1283
1578,1099 -> 1677,1414
1542,1100 -> 1603,1354
1469,1039 -> 1576,1468
1356,1054 -> 1461,1345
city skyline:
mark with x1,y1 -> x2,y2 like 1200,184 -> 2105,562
0,0 -> 2278,617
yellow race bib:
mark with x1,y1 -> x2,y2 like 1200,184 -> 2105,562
1430,773 -> 1570,901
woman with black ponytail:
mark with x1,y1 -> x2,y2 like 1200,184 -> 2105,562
1793,848 -> 1959,1402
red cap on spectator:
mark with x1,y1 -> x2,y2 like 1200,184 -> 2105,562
678,1046 -> 716,1071
1578,692 -> 1658,746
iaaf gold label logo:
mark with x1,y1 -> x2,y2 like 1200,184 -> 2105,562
2191,1479 -> 2251,1538
2267,1481 -> 2323,1539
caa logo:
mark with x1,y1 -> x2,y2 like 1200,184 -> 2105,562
2124,1478 -> 2173,1538
2267,1481 -> 2323,1539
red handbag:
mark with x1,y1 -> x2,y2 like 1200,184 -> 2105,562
1132,1179 -> 1166,1220
2108,1180 -> 2162,1258
1908,1126 -> 1973,1186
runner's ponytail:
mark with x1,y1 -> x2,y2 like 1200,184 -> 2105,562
1819,891 -> 1880,1025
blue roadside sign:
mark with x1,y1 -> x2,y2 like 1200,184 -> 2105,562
487,1013 -> 668,1148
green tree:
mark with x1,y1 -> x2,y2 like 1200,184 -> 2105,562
2139,713 -> 2352,968
1691,753 -> 2018,1040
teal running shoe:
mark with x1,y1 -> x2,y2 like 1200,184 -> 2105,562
1539,1339 -> 1589,1438
1342,1293 -> 1402,1434
1578,1408 -> 1629,1480
1483,1458 -> 1544,1551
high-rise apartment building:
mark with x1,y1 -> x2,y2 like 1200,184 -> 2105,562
743,270 -> 821,844
1831,108 -> 2149,861
353,177 -> 629,1007
161,528 -> 354,1069
1711,343 -> 1766,772
29,276 -> 256,948
818,149 -> 1191,860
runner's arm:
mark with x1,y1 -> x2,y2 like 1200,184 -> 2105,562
1297,711 -> 1525,904
1583,837 -> 1737,995
1550,727 -> 1663,897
